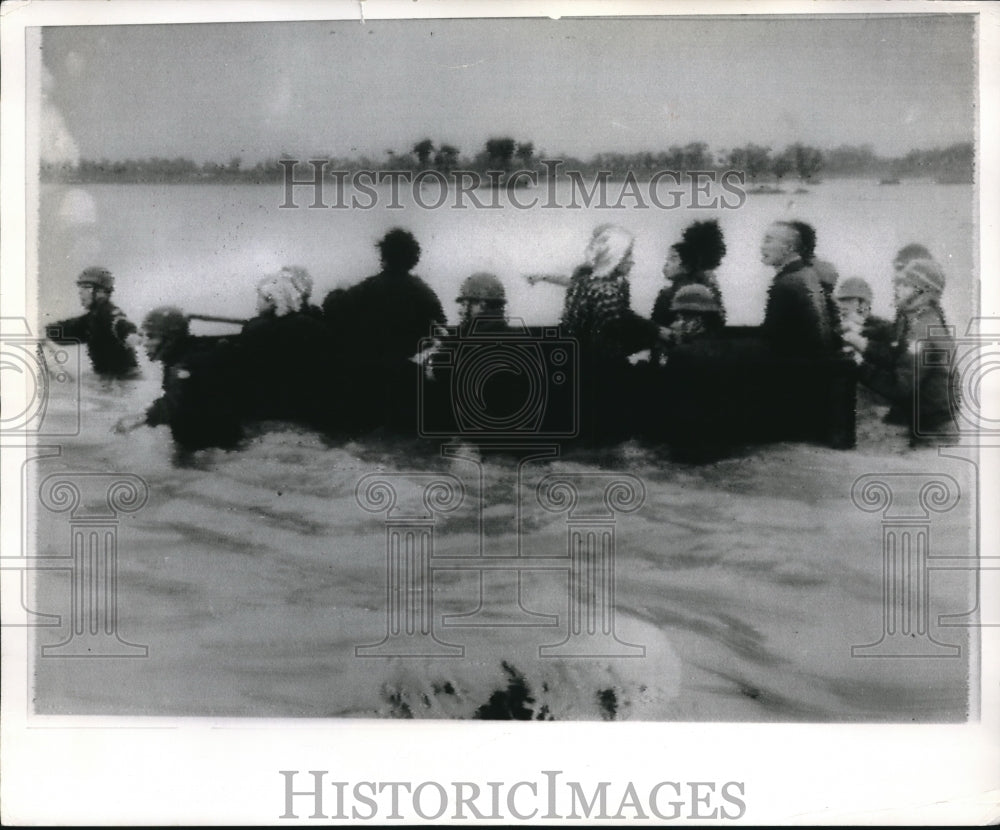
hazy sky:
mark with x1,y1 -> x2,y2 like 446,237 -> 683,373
39,14 -> 976,164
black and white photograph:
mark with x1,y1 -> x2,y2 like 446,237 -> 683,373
2,0 -> 998,824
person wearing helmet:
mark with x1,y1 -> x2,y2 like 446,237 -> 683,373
456,271 -> 508,331
662,284 -> 725,349
116,306 -> 244,452
856,258 -> 958,442
414,272 -> 510,384
47,266 -> 139,379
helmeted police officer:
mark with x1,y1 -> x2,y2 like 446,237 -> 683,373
456,271 -> 508,332
48,267 -> 139,379
116,306 -> 243,451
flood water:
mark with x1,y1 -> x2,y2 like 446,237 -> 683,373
27,179 -> 980,721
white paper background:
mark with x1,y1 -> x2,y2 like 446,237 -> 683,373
2,1 -> 998,824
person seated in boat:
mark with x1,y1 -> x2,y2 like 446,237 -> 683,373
759,220 -> 836,356
651,219 -> 727,329
835,276 -> 893,365
279,265 -> 324,319
526,224 -> 659,441
633,283 -> 727,370
240,269 -> 334,427
115,306 -> 243,450
856,258 -> 958,443
47,266 -> 140,380
415,271 -> 511,380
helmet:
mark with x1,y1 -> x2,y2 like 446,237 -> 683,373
142,306 -> 189,341
457,272 -> 506,303
670,284 -> 719,313
898,258 -> 945,296
76,266 -> 114,291
835,277 -> 873,304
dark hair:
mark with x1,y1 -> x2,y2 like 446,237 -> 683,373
673,219 -> 727,272
782,221 -> 817,264
894,243 -> 933,266
378,228 -> 421,273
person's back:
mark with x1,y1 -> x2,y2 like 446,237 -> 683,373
762,259 -> 832,356
321,229 -> 444,434
759,221 -> 835,356
346,269 -> 445,365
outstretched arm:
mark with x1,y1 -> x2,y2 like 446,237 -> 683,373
524,273 -> 571,288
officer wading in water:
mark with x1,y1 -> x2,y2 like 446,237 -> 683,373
115,307 -> 243,452
47,267 -> 139,379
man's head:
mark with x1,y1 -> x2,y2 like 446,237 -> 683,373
760,221 -> 815,268
893,243 -> 933,273
760,222 -> 798,268
835,276 -> 873,321
456,272 -> 506,326
141,306 -> 189,361
378,228 -> 421,274
76,267 -> 114,309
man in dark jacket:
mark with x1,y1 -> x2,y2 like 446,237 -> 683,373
759,221 -> 835,355
48,267 -> 139,379
322,228 -> 445,434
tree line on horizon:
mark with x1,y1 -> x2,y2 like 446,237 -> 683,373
41,137 -> 973,185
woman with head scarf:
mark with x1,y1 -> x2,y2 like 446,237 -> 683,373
240,268 -> 335,426
527,224 -> 657,442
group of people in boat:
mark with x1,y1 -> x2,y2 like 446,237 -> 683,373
46,220 -> 959,453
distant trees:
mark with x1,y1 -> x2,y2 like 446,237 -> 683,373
770,150 -> 794,184
412,138 -> 435,168
515,141 -> 535,167
40,140 -> 973,185
891,142 -> 973,182
433,144 -> 460,173
788,143 -> 824,183
484,137 -> 517,171
727,144 -> 772,184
